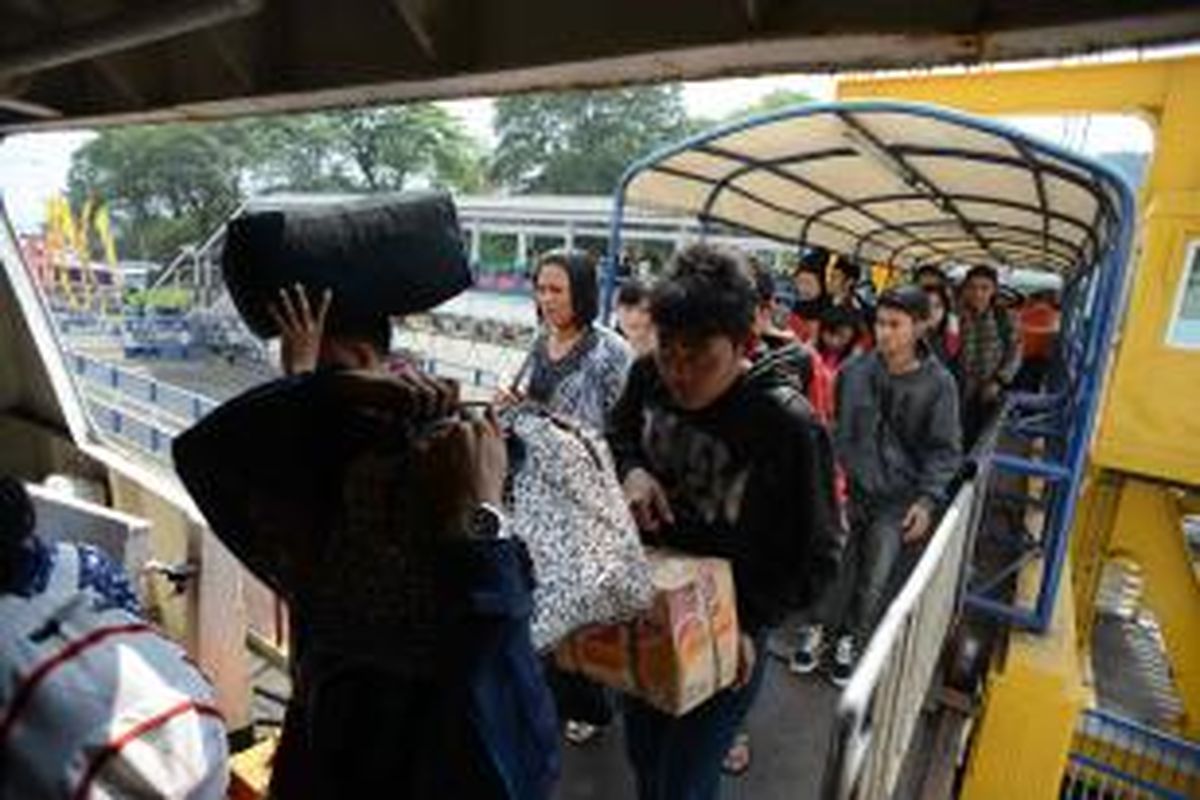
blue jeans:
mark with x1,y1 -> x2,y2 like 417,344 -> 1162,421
622,631 -> 769,800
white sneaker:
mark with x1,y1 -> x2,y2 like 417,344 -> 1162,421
830,634 -> 856,688
789,624 -> 824,675
564,720 -> 600,745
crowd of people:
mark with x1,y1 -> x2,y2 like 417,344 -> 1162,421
0,231 -> 1060,800
495,242 -> 1051,789
606,247 -> 1058,780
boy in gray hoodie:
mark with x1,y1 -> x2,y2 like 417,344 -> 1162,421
791,285 -> 962,686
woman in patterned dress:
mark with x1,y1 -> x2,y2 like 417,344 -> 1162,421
498,249 -> 634,745
500,249 -> 634,434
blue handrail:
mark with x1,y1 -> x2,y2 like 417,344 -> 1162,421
1066,709 -> 1200,800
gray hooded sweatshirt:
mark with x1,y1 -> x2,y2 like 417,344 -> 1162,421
835,349 -> 963,514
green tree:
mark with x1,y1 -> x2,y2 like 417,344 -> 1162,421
69,103 -> 485,262
237,115 -> 358,193
490,85 -> 690,194
731,88 -> 815,119
329,105 -> 484,192
688,87 -> 817,133
68,123 -> 248,260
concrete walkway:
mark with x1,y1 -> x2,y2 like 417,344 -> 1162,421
557,655 -> 841,800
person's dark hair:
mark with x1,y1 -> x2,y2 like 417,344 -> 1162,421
964,264 -> 1000,287
1,477 -> 36,593
616,278 -> 650,308
924,282 -> 954,334
534,249 -> 599,328
914,264 -> 948,287
832,255 -> 863,283
748,258 -> 777,306
327,314 -> 391,355
796,246 -> 829,274
821,303 -> 862,333
877,285 -> 931,322
651,243 -> 756,341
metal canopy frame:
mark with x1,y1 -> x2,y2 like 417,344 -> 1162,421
604,100 -> 1136,634
607,102 -> 1119,283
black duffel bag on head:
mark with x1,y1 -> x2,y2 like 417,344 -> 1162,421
222,191 -> 472,338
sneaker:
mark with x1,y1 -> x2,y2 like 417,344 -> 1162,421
564,720 -> 600,745
830,634 -> 856,688
789,624 -> 824,675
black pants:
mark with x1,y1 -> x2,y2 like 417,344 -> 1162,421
963,392 -> 1003,451
821,504 -> 913,640
544,659 -> 615,726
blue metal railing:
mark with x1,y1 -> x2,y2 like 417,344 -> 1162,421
1064,709 -> 1200,799
67,352 -> 214,463
85,397 -> 178,462
418,357 -> 500,390
70,351 -> 220,425
68,349 -> 501,464
963,184 -> 1135,632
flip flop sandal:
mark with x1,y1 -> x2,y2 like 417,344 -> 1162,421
721,732 -> 752,777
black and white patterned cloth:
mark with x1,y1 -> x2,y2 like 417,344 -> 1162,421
505,406 -> 654,650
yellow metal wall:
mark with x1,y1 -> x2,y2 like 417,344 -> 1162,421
959,557 -> 1089,800
1094,193 -> 1200,484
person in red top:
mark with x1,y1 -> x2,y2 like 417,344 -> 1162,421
787,247 -> 831,345
750,260 -> 834,425
816,305 -> 864,373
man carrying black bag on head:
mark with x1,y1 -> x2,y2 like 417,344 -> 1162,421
173,192 -> 559,799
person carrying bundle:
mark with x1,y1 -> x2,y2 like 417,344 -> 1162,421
174,192 -> 558,799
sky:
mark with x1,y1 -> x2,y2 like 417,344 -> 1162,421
0,71 -> 1154,234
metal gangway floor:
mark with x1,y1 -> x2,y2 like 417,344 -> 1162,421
556,658 -> 840,800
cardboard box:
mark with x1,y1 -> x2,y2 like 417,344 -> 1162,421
555,550 -> 739,716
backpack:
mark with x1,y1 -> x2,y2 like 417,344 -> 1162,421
505,406 -> 655,650
0,544 -> 227,800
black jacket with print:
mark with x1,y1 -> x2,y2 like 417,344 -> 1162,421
607,354 -> 842,634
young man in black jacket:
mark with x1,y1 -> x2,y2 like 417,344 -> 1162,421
792,285 -> 962,685
608,243 -> 841,800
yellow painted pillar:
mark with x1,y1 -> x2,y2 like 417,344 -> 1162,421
960,558 -> 1088,800
1107,478 -> 1200,739
1069,468 -> 1122,650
